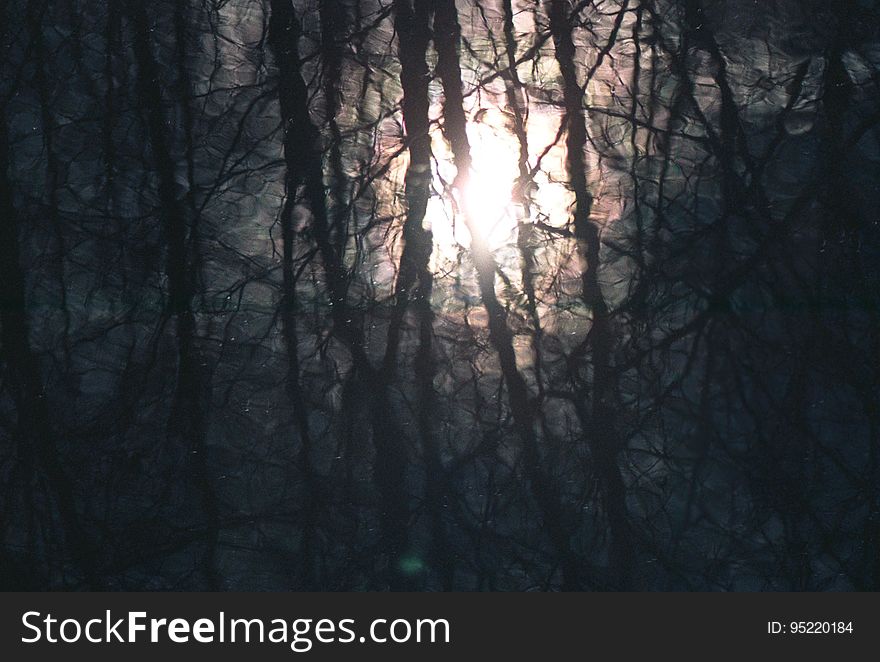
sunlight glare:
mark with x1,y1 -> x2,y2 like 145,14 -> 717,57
460,126 -> 518,239
429,113 -> 521,256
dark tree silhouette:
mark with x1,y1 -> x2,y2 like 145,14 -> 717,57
0,0 -> 878,591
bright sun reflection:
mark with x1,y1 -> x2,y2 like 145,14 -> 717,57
461,165 -> 513,233
428,112 -> 522,257
378,92 -> 576,286
425,102 -> 574,271
459,121 -> 521,240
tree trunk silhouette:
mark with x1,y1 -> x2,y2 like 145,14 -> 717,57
547,0 -> 633,588
0,112 -> 99,588
129,0 -> 218,589
388,0 -> 452,589
435,0 -> 584,590
268,0 -> 413,590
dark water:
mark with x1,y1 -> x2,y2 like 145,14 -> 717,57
1,0 -> 878,590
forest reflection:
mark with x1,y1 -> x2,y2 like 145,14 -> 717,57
1,0 -> 878,591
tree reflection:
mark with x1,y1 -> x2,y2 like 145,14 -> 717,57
0,0 -> 878,591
